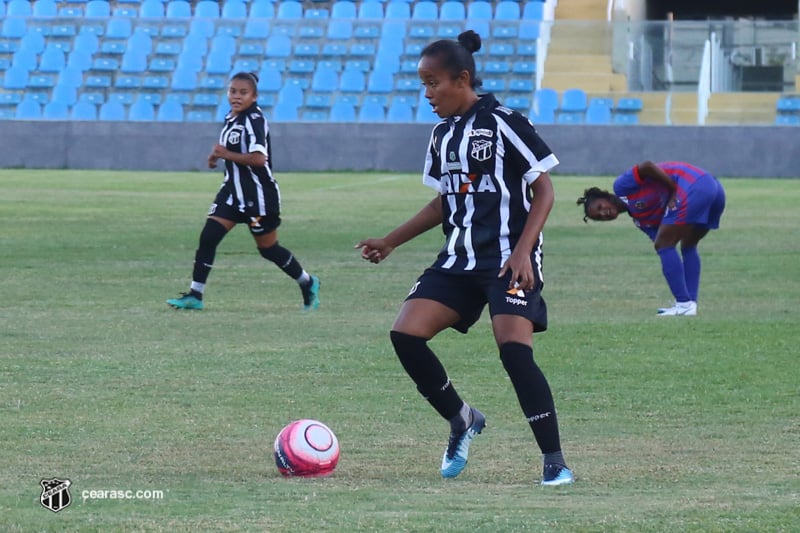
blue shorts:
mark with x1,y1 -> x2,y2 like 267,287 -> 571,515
663,174 -> 726,229
404,268 -> 548,333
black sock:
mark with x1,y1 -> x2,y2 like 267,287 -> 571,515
390,331 -> 463,420
499,342 -> 562,454
192,218 -> 228,288
259,243 -> 304,280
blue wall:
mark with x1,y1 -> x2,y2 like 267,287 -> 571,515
1,121 -> 797,177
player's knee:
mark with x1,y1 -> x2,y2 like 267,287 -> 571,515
198,219 -> 228,248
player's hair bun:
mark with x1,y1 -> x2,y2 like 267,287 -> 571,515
457,30 -> 482,55
248,71 -> 260,84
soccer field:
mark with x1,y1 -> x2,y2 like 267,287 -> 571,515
1,169 -> 798,531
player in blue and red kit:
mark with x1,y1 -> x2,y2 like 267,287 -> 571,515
577,161 -> 726,316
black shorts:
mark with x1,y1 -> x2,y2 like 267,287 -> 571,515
208,189 -> 281,236
404,268 -> 548,333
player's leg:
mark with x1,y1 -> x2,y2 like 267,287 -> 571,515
252,223 -> 320,311
489,277 -> 573,486
167,215 -> 233,310
654,224 -> 695,315
680,177 -> 725,303
390,272 -> 485,478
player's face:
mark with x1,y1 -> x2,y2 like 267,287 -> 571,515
586,198 -> 621,221
227,79 -> 257,114
418,55 -> 472,118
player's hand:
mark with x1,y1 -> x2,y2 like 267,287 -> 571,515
498,252 -> 536,291
211,143 -> 228,159
355,238 -> 393,264
207,155 -> 218,168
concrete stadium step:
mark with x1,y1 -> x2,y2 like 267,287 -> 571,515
554,0 -> 607,20
541,71 -> 628,93
669,92 -> 700,125
705,92 -> 781,125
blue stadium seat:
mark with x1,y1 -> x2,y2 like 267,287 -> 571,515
1,17 -> 27,39
482,79 -> 505,93
277,84 -> 303,107
484,61 -> 510,74
367,70 -> 394,94
415,98 -> 439,123
129,29 -> 153,55
293,43 -> 318,58
519,20 -> 541,41
505,96 -> 531,113
249,0 -> 275,19
16,98 -> 42,119
51,83 -> 78,105
358,101 -> 385,122
205,51 -> 232,75
613,112 -> 639,125
38,46 -> 66,73
585,100 -> 613,124
266,35 -> 292,58
288,59 -> 315,74
108,91 -> 135,106
139,0 -> 164,18
232,58 -> 260,73
330,100 -> 356,122
305,92 -> 332,109
468,1 -> 492,20
412,1 -> 437,20
272,102 -> 299,121
440,1 -> 465,20
495,1 -> 520,20
120,52 -> 148,73
115,75 -> 141,90
332,1 -> 356,19
195,0 -> 220,18
523,1 -> 545,20
322,42 -> 348,57
222,0 -> 247,19
243,19 -> 271,40
71,101 -> 97,120
86,0 -> 111,18
776,95 -> 800,112
43,101 -> 69,120
142,75 -> 169,89
328,20 -> 353,40
7,0 -> 33,17
354,22 -> 381,40
187,110 -> 213,122
616,97 -> 643,113
149,58 -> 176,72
9,50 -> 35,73
277,1 -> 302,19
344,59 -> 371,73
189,18 -> 215,39
305,7 -> 329,19
257,67 -> 283,93
775,114 -> 800,125
384,1 -> 410,20
312,67 -> 339,93
533,88 -> 558,117
98,101 -> 126,121
157,100 -> 184,121
171,68 -> 198,91
557,111 -> 584,125
129,98 -> 155,121
28,73 -> 55,89
20,32 -> 46,55
358,1 -> 383,19
561,88 -> 588,113
339,69 -> 365,93
33,0 -> 58,17
166,0 -> 191,18
106,18 -> 133,40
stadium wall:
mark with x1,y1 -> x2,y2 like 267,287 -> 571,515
1,121 -> 797,178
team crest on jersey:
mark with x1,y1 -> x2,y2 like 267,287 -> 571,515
470,139 -> 493,161
634,201 -> 646,209
40,478 -> 72,513
449,151 -> 457,161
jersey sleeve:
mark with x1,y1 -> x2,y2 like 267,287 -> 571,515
244,111 -> 268,156
495,110 -> 559,184
422,124 -> 444,192
613,168 -> 639,198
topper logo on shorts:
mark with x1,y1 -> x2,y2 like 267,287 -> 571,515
505,287 -> 528,306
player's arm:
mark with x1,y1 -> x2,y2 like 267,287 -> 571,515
210,144 -> 267,167
498,172 -> 555,289
356,196 -> 443,264
636,161 -> 677,193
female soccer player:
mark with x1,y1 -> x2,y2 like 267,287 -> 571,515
167,72 -> 320,311
577,160 -> 726,315
356,31 -> 574,486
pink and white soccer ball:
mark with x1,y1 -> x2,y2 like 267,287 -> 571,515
274,419 -> 340,477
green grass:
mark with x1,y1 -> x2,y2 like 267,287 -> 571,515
1,169 -> 798,532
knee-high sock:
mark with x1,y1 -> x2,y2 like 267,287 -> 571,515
657,246 -> 690,302
681,246 -> 701,301
390,331 -> 463,420
192,219 -> 228,287
259,243 -> 304,280
500,342 -> 562,454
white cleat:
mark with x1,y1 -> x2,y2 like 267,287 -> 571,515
657,300 -> 697,316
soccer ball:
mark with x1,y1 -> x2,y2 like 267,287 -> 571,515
274,419 -> 340,477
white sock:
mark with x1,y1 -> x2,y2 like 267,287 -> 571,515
190,281 -> 205,294
296,271 -> 311,285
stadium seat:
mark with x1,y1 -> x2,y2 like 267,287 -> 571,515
139,0 -> 164,19
557,111 -> 584,125
195,0 -> 220,18
1,17 -> 27,39
86,0 -> 111,18
482,79 -> 506,93
385,1 -> 410,20
129,98 -> 155,121
19,32 -> 46,55
523,1 -> 545,20
613,112 -> 639,125
358,2 -> 383,19
16,98 -> 42,119
367,70 -> 395,94
266,35 -> 292,58
106,18 -> 133,40
775,114 -> 800,125
109,91 -> 135,106
205,51 -> 232,75
142,75 -> 169,89
440,1 -> 465,20
187,110 -> 213,122
243,20 -> 270,40
330,100 -> 356,122
505,96 -> 531,113
165,0 -> 191,18
616,97 -> 643,113
328,20 -> 353,40
561,88 -> 588,113
120,52 -> 148,74
585,100 -> 613,124
99,101 -> 126,121
277,1 -> 302,19
42,101 -> 69,120
519,20 -> 541,41
332,1 -> 356,19
277,84 -> 303,107
288,59 -> 315,74
51,83 -> 78,106
249,0 -> 275,19
339,69 -> 365,93
467,1 -> 493,20
305,7 -> 329,20
412,1 -> 437,20
232,58 -> 259,74
71,101 -> 97,120
33,0 -> 58,17
148,58 -> 176,72
222,0 -> 247,19
38,46 -> 66,73
157,100 -> 184,121
358,101 -> 385,122
776,96 -> 800,113
3,67 -> 28,90
312,68 -> 339,93
532,88 -> 558,119
271,102 -> 299,121
495,1 -> 520,20
7,0 -> 33,17
415,99 -> 439,123
171,68 -> 198,91
305,93 -> 332,109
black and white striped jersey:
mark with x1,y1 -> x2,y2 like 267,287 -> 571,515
422,93 -> 559,272
217,102 -> 279,216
